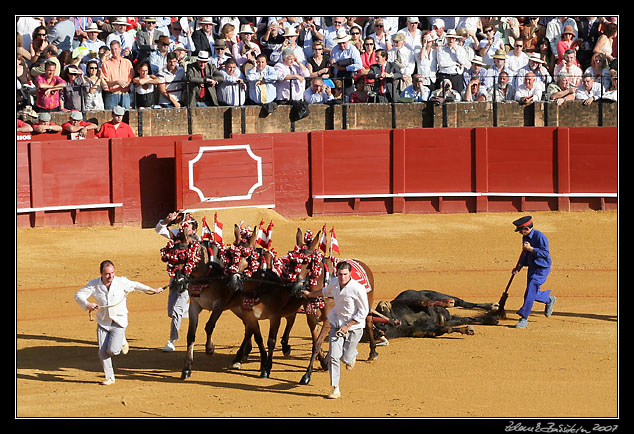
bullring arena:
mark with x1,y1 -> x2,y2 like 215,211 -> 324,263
16,207 -> 617,419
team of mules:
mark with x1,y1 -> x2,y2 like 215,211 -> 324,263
167,219 -> 500,383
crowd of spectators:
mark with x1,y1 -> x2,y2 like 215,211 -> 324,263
17,16 -> 618,130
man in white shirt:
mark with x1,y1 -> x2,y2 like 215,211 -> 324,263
397,17 -> 423,54
505,39 -> 529,84
436,29 -> 470,94
576,73 -> 604,105
515,71 -> 543,104
323,17 -> 346,51
74,260 -> 163,385
303,261 -> 369,399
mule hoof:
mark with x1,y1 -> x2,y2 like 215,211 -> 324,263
299,374 -> 311,385
231,362 -> 242,369
181,369 -> 191,380
281,341 -> 291,357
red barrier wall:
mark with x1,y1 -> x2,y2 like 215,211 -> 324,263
175,136 -> 275,212
310,127 -> 617,215
16,127 -> 617,228
17,134 -> 202,228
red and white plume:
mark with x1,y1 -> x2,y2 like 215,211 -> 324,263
213,213 -> 223,244
257,220 -> 274,249
329,227 -> 340,256
201,216 -> 213,240
318,225 -> 328,253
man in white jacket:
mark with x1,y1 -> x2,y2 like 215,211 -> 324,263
75,260 -> 163,385
303,260 -> 369,399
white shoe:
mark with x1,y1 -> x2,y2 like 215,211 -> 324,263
327,386 -> 341,399
162,341 -> 176,352
121,338 -> 129,355
345,359 -> 356,370
101,376 -> 115,386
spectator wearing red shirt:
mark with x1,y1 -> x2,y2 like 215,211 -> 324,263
17,118 -> 33,133
96,106 -> 136,138
32,112 -> 62,134
62,111 -> 99,139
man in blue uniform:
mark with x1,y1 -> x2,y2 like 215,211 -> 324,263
512,216 -> 557,328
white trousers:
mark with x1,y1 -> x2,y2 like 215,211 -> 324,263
328,326 -> 363,388
97,322 -> 126,379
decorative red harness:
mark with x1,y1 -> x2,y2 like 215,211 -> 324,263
160,239 -> 202,277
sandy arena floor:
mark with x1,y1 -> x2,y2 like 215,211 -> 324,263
16,209 -> 618,420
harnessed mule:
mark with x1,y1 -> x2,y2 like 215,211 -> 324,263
181,224 -> 267,380
227,228 -> 333,379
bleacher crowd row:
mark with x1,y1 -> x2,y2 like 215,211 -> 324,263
16,16 -> 617,119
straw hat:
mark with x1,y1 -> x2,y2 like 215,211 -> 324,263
333,28 -> 351,43
493,49 -> 507,60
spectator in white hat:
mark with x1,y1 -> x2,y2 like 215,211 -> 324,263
270,25 -> 305,65
431,18 -> 447,46
329,28 -> 362,97
190,17 -> 215,57
463,55 -> 487,91
397,17 -> 422,54
436,29 -> 469,93
105,17 -> 135,58
516,52 -> 552,90
233,24 -> 261,73
80,23 -> 106,63
186,50 -> 224,107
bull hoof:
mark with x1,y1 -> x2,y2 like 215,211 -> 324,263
466,326 -> 475,335
368,352 -> 379,361
490,303 -> 499,312
299,374 -> 311,385
260,370 -> 270,379
231,362 -> 242,369
181,369 -> 191,380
